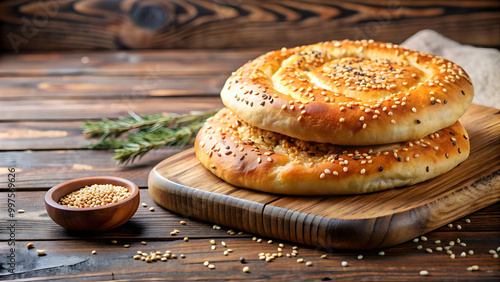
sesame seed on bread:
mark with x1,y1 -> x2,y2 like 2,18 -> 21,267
195,108 -> 470,195
220,40 -> 473,146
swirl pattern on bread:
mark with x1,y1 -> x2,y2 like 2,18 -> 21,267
221,40 -> 473,145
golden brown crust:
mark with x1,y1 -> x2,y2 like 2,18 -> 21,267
221,40 -> 474,145
195,108 -> 470,195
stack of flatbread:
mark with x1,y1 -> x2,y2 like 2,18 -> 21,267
195,40 -> 474,195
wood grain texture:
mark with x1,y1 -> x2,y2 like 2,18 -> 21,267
0,41 -> 499,280
1,190 -> 499,280
0,0 -> 498,52
0,75 -> 226,99
0,96 -> 223,121
148,104 -> 500,249
0,149 -> 183,190
0,49 -> 264,76
0,189 -> 250,240
0,121 -> 90,150
1,227 -> 499,281
2,190 -> 498,241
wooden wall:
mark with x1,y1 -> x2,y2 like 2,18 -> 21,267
0,0 -> 499,52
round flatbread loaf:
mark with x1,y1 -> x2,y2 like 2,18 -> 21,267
221,40 -> 473,145
195,108 -> 470,195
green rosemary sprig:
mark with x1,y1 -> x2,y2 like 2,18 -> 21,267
82,109 -> 218,165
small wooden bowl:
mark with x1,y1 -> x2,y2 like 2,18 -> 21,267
45,176 -> 140,231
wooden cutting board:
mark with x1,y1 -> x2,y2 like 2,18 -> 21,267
148,104 -> 500,250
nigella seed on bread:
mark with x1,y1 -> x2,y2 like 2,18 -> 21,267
220,40 -> 473,146
195,108 -> 470,195
195,40 -> 474,195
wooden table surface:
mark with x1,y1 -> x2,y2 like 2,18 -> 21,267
0,49 -> 499,281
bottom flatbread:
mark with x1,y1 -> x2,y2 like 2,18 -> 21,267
195,108 -> 470,195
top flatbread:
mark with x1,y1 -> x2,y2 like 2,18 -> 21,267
220,40 -> 473,145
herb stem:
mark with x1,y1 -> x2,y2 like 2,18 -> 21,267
82,108 -> 219,164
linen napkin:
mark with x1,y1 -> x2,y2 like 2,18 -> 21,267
402,29 -> 500,109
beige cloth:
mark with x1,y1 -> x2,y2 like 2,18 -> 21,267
402,29 -> 500,109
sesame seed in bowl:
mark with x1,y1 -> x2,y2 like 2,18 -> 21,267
45,176 -> 140,231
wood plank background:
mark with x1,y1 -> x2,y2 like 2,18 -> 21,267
1,190 -> 500,280
0,50 -> 265,75
0,0 -> 499,53
0,18 -> 499,277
